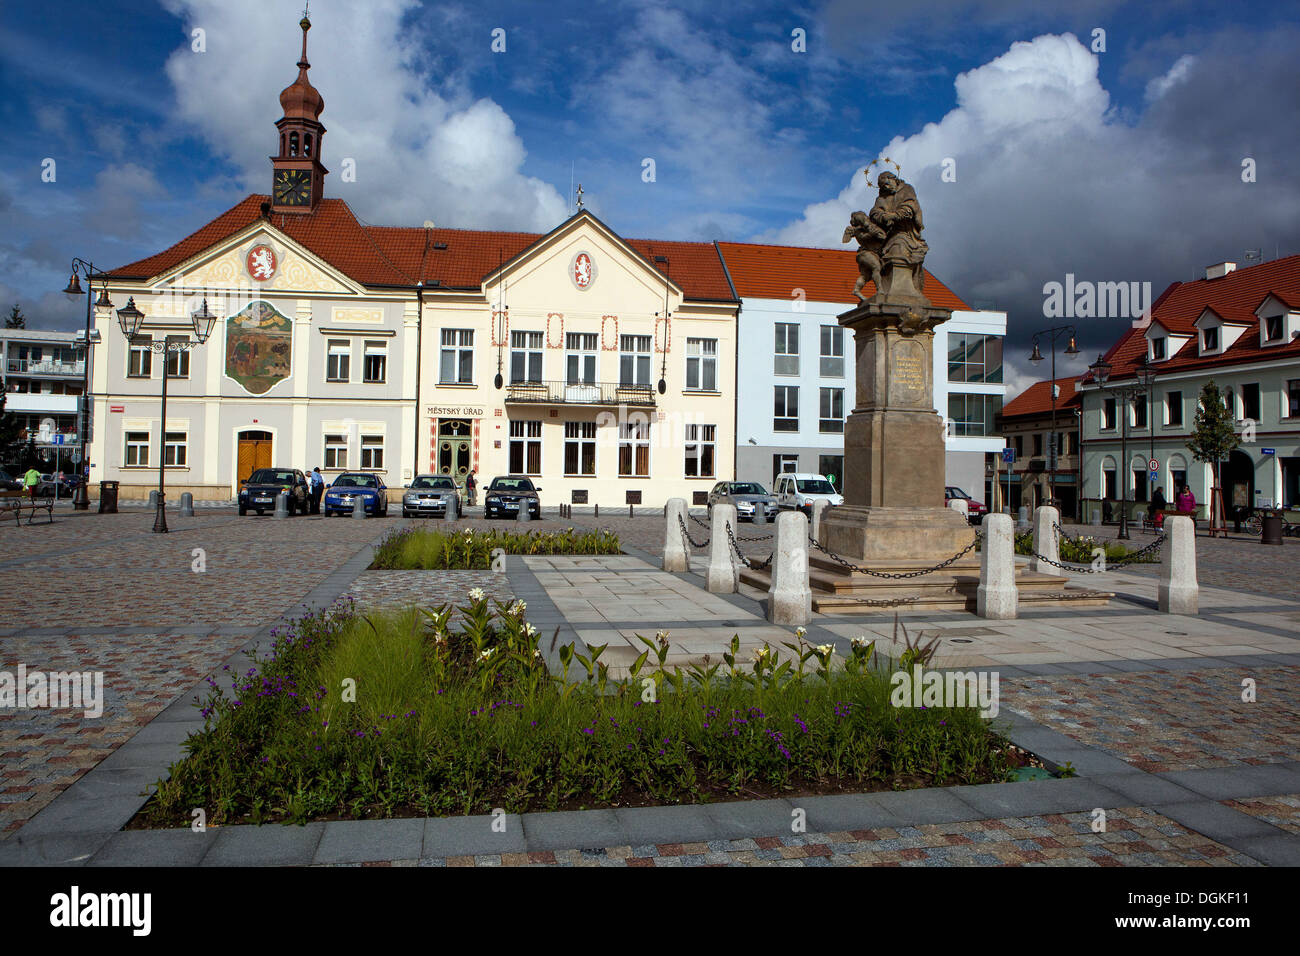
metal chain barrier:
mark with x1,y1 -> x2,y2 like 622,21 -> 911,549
678,513 -> 709,549
725,521 -> 773,570
693,509 -> 773,541
807,532 -> 981,579
1025,521 -> 1166,572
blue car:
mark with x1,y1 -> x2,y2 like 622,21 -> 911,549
323,472 -> 390,517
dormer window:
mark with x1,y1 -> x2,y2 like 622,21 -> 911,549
1202,327 -> 1218,352
1151,337 -> 1166,360
1265,315 -> 1283,342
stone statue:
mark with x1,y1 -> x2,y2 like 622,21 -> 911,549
845,170 -> 929,302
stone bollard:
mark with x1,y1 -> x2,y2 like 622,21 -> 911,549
767,510 -> 811,626
629,504 -> 635,519
810,499 -> 829,542
1158,515 -> 1198,614
707,503 -> 739,593
148,490 -> 159,509
1030,505 -> 1062,576
445,495 -> 459,521
594,504 -> 599,519
352,496 -> 366,519
977,513 -> 1017,619
273,492 -> 290,519
516,501 -> 531,522
948,498 -> 969,520
753,502 -> 768,525
1090,507 -> 1102,526
1016,505 -> 1030,531
663,497 -> 690,572
179,492 -> 194,517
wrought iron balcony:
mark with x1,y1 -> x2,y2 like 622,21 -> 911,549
7,359 -> 85,376
503,379 -> 656,406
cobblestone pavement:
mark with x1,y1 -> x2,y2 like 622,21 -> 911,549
345,570 -> 515,619
0,630 -> 251,839
1223,794 -> 1300,835
1001,667 -> 1300,773
316,808 -> 1258,867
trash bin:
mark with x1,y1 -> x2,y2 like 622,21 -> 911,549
1261,509 -> 1284,546
98,480 -> 119,514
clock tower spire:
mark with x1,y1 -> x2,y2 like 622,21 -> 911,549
270,9 -> 327,213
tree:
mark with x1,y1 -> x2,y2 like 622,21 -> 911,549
1186,379 -> 1239,526
0,387 -> 23,465
5,304 -> 24,329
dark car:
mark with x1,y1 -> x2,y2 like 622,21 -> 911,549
239,467 -> 310,515
402,474 -> 461,518
945,486 -> 987,524
323,472 -> 389,517
706,481 -> 777,521
0,469 -> 22,491
484,476 -> 541,519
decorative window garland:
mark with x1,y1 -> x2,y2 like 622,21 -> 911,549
654,315 -> 671,354
545,312 -> 565,348
489,309 -> 509,348
600,314 -> 619,350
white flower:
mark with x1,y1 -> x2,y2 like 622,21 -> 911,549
655,629 -> 670,641
467,588 -> 485,602
525,624 -> 538,637
752,645 -> 772,663
795,627 -> 807,639
816,643 -> 834,658
851,636 -> 871,648
534,649 -> 543,659
510,600 -> 527,616
479,647 -> 496,661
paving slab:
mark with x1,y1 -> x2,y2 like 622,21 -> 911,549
201,822 -> 326,866
613,805 -> 718,845
1153,800 -> 1283,844
947,778 -> 1123,818
88,827 -> 217,867
314,818 -> 427,864
0,830 -> 114,866
700,798 -> 800,839
421,813 -> 528,856
518,809 -> 623,852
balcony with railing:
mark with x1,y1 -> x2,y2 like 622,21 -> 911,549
503,379 -> 656,406
6,358 -> 86,376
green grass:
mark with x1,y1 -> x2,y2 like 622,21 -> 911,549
369,526 -> 620,570
1013,530 -> 1159,564
137,598 -> 1023,828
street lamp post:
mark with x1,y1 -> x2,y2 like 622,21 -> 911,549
1089,354 -> 1153,541
1028,325 -> 1079,511
115,296 -> 218,533
62,260 -> 114,510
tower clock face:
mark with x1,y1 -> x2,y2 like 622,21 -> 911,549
273,169 -> 312,206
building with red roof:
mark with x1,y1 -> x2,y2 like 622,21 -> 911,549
995,376 -> 1084,515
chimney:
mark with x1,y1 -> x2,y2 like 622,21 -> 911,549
1205,261 -> 1237,280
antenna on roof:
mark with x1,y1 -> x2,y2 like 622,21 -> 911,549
1244,248 -> 1262,263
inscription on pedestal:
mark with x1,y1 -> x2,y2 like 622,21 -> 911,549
889,340 -> 927,405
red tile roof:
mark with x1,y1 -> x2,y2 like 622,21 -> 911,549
714,241 -> 970,311
107,196 -> 737,301
1083,256 -> 1300,384
1000,376 -> 1083,420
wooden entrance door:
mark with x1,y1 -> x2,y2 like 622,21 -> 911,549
237,431 -> 273,485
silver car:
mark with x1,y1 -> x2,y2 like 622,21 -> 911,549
706,481 -> 778,521
402,474 -> 461,518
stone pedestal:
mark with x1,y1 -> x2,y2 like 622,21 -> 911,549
819,296 -> 973,565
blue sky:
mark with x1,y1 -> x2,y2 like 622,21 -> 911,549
2,0 -> 1298,392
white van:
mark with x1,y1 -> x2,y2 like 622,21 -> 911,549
774,473 -> 844,514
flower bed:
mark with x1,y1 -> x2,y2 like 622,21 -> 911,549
370,527 -> 620,570
133,597 -> 1026,828
1013,530 -> 1158,564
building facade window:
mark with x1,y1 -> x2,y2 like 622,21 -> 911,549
772,454 -> 798,485
684,424 -> 716,478
618,420 -> 650,477
363,341 -> 387,383
774,323 -> 799,375
1242,382 -> 1261,422
947,393 -> 1002,436
563,421 -> 597,475
774,385 -> 799,431
326,340 -> 350,382
1151,337 -> 1166,360
1166,390 -> 1183,426
510,331 -> 543,383
1202,327 -> 1218,352
1033,433 -> 1044,457
125,431 -> 150,466
128,337 -> 152,378
440,329 -> 475,384
818,455 -> 844,491
1101,397 -> 1116,430
948,333 -> 1003,383
565,332 -> 598,384
819,325 -> 844,377
360,435 -> 384,470
1132,396 -> 1148,429
819,387 -> 844,433
164,431 -> 187,466
619,334 -> 651,386
1288,380 -> 1300,418
1265,315 -> 1283,342
324,434 -> 348,470
509,420 -> 542,474
685,338 -> 718,391
165,337 -> 189,378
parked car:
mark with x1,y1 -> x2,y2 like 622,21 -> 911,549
402,474 -> 461,518
483,476 -> 541,519
944,486 -> 987,523
323,472 -> 389,516
706,481 -> 778,521
0,469 -> 21,491
34,474 -> 66,497
774,473 -> 844,515
239,467 -> 311,515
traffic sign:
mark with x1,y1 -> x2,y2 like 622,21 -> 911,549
1262,448 -> 1275,455
1149,470 -> 1158,483
1001,448 -> 1015,464
1148,458 -> 1158,472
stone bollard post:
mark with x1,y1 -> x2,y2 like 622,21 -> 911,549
1030,505 -> 1062,576
445,495 -> 459,521
148,490 -> 159,509
179,492 -> 194,517
1158,515 -> 1198,614
753,502 -> 768,525
707,504 -> 739,593
663,497 -> 690,572
352,496 -> 366,519
767,510 -> 811,626
1016,505 -> 1030,531
1090,507 -> 1102,526
517,501 -> 531,522
594,503 -> 599,519
273,492 -> 290,519
977,513 -> 1017,619
810,499 -> 829,543
629,504 -> 634,519
948,498 -> 969,520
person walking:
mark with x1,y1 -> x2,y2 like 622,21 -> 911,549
465,470 -> 476,507
23,465 -> 41,499
1148,485 -> 1167,529
310,467 -> 325,514
1176,484 -> 1196,515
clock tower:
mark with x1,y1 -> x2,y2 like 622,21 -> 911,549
270,12 -> 327,214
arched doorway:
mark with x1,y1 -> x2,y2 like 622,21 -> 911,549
1223,449 -> 1255,525
435,419 -> 472,483
237,430 -> 273,485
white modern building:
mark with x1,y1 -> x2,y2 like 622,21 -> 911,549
716,242 -> 1006,500
1,328 -> 87,471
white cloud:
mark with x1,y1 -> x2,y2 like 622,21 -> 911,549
1144,53 -> 1195,103
160,0 -> 566,230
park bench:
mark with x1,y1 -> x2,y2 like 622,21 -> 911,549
0,487 -> 54,526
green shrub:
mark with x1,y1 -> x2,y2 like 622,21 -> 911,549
370,527 -> 620,569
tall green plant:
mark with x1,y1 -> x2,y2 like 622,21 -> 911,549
1186,380 -> 1239,522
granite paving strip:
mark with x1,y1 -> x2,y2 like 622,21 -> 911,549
1222,794 -> 1300,835
345,569 -> 515,619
